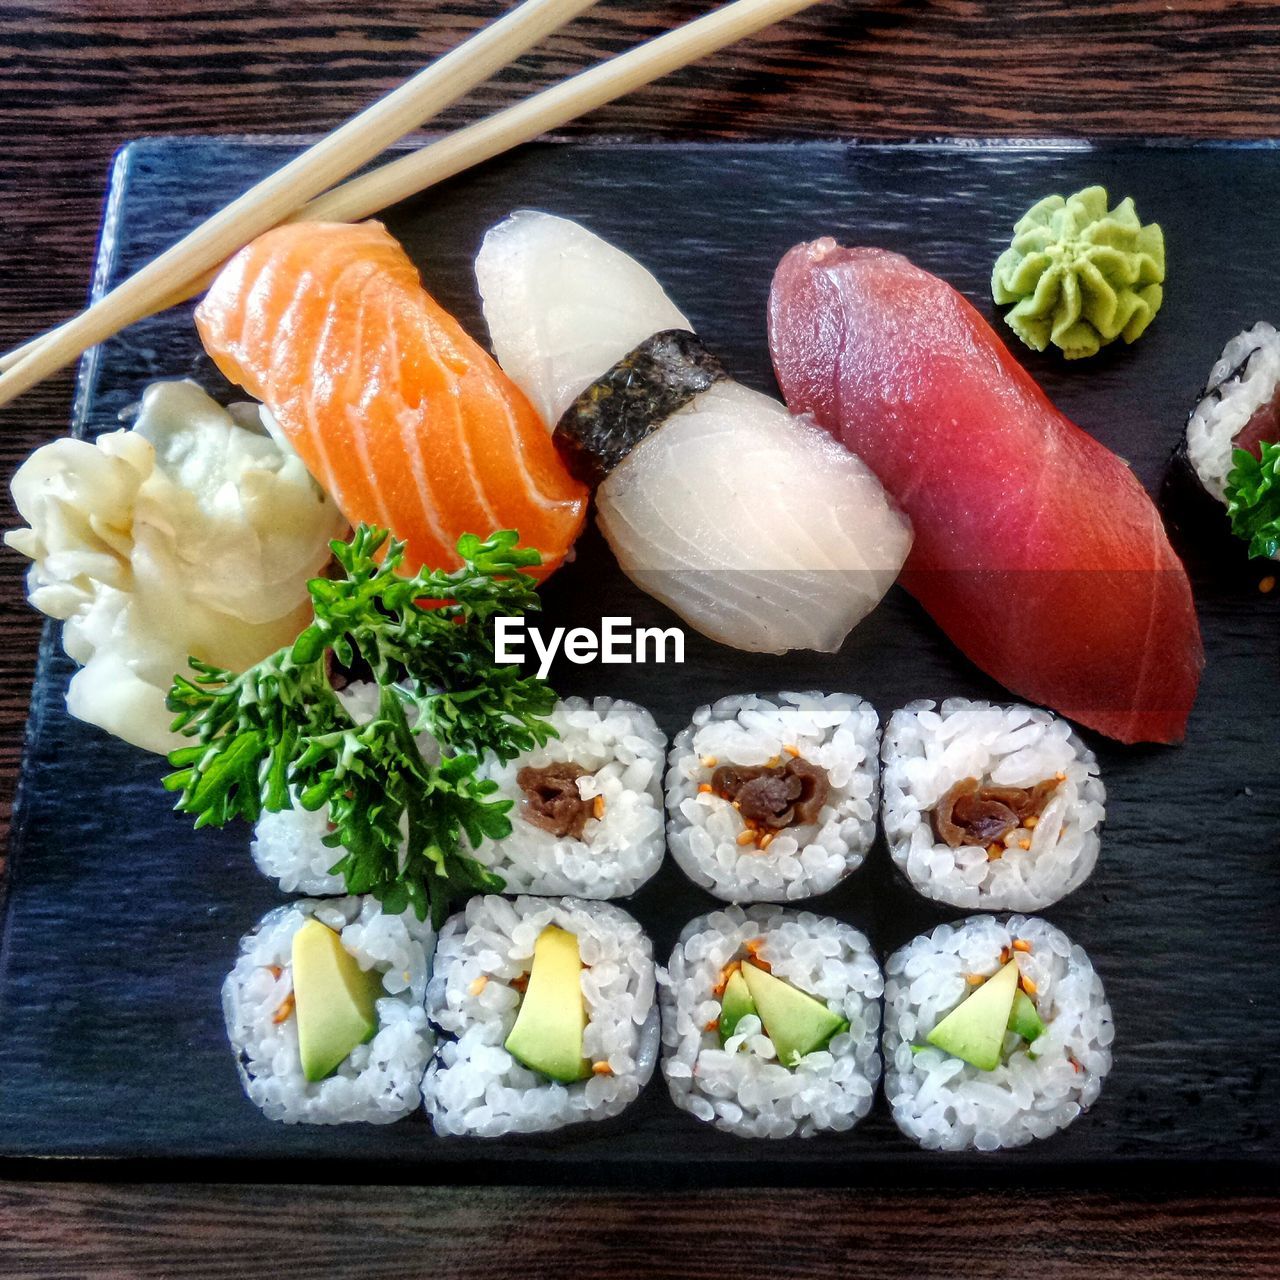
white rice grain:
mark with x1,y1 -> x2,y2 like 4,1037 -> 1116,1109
659,905 -> 882,1138
222,896 -> 435,1125
1185,322 -> 1280,504
665,692 -> 879,903
250,681 -> 437,895
883,914 -> 1113,1152
470,697 -> 666,898
422,895 -> 659,1136
881,698 -> 1104,911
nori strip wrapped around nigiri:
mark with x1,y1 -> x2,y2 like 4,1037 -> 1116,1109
475,211 -> 911,656
553,329 -> 727,487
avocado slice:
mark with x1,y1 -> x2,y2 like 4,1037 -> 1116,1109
504,925 -> 591,1083
926,958 -> 1020,1071
719,967 -> 757,1044
739,961 -> 848,1067
1008,988 -> 1046,1044
292,918 -> 382,1083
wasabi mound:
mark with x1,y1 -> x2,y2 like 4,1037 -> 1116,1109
991,185 -> 1165,359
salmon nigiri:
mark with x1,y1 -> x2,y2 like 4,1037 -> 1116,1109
196,221 -> 587,577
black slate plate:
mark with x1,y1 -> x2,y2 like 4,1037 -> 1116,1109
1,137 -> 1278,1187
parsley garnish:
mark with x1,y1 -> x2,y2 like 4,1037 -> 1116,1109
1225,441 -> 1280,561
163,525 -> 557,926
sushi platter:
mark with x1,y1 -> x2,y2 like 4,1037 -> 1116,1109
0,134 -> 1278,1185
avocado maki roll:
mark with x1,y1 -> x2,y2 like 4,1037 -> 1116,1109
883,915 -> 1113,1151
881,699 -> 1104,911
659,906 -> 882,1138
665,692 -> 879,903
222,896 -> 435,1124
422,895 -> 659,1136
468,696 -> 667,898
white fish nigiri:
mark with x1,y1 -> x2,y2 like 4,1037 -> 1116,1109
477,210 -> 689,426
475,211 -> 911,654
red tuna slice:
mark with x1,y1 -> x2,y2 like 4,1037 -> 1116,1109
768,240 -> 1203,745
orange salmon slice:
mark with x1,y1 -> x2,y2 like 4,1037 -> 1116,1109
195,220 -> 587,577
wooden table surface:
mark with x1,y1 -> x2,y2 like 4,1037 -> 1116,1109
1,1 -> 1278,1274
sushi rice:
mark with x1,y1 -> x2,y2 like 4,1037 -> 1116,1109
222,895 -> 435,1125
469,696 -> 667,898
476,211 -> 912,657
251,681 -> 436,895
1185,321 -> 1280,505
881,698 -> 1105,911
422,895 -> 659,1137
659,905 -> 883,1139
883,914 -> 1113,1151
666,692 -> 879,903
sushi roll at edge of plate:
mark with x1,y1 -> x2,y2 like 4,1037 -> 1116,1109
222,895 -> 435,1125
665,691 -> 880,904
1184,322 -> 1280,506
880,697 -> 1105,912
660,904 -> 883,1139
882,914 -> 1114,1153
422,894 -> 659,1137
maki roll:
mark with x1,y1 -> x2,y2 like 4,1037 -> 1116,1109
250,681 -> 436,895
469,696 -> 666,897
881,698 -> 1104,911
666,692 -> 879,903
422,895 -> 659,1136
660,906 -> 882,1138
1184,322 -> 1280,558
883,915 -> 1113,1151
252,804 -> 346,896
222,896 -> 434,1124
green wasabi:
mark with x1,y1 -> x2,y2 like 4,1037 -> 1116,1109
991,185 -> 1165,360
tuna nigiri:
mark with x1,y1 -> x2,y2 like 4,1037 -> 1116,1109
769,241 -> 1203,744
475,212 -> 911,654
196,221 -> 587,577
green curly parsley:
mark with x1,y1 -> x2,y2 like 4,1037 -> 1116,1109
163,525 -> 557,926
1225,442 -> 1280,561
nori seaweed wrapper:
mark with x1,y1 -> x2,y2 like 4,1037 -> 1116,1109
553,329 -> 727,487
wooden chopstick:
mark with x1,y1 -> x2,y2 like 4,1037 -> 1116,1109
0,0 -> 822,402
305,0 -> 822,222
0,0 -> 600,403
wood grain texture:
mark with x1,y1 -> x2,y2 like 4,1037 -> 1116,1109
2,1 -> 1280,1275
0,1183 -> 1276,1280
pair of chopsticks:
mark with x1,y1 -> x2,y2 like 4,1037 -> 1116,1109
0,0 -> 821,409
